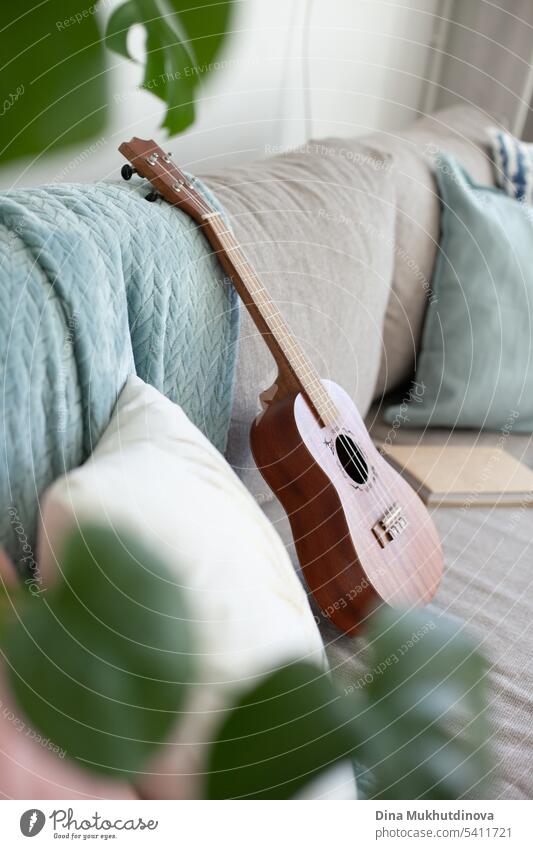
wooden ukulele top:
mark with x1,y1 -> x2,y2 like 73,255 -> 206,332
118,137 -> 339,427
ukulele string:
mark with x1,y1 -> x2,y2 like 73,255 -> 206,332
154,161 -> 383,500
219,233 -> 381,502
175,173 -> 379,496
213,227 -> 378,494
199,201 -> 402,530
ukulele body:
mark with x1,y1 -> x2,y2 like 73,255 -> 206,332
250,379 -> 443,634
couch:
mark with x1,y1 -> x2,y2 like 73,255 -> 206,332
201,105 -> 533,800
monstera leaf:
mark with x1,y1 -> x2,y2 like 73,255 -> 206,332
106,0 -> 233,133
206,608 -> 492,800
0,0 -> 233,165
5,525 -> 193,776
1,525 -> 491,793
205,661 -> 357,799
355,607 -> 491,799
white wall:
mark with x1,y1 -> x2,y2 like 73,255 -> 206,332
302,0 -> 442,140
0,0 -> 441,189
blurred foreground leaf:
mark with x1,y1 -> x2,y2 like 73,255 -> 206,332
5,524 -> 193,776
0,1 -> 107,165
206,661 -> 356,799
207,608 -> 492,800
0,0 -> 233,165
356,607 -> 491,799
106,0 -> 233,134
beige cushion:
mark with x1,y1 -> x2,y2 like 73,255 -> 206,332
38,376 -> 356,800
203,141 -> 396,497
359,105 -> 500,396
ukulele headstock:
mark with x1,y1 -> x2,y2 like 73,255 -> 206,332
118,137 -> 212,223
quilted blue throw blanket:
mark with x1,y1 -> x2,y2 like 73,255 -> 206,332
0,179 -> 239,573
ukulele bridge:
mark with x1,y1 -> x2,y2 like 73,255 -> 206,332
372,502 -> 408,548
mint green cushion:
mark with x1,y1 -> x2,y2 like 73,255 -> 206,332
385,154 -> 533,432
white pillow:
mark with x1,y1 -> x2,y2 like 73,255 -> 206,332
38,375 -> 356,800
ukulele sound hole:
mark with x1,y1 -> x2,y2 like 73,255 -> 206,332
335,435 -> 368,485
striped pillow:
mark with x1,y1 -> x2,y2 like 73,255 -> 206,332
491,128 -> 533,204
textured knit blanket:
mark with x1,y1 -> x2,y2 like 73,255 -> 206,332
0,179 -> 239,573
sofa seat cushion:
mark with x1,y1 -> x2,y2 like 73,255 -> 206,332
202,141 -> 396,497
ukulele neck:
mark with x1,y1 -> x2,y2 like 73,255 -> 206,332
200,210 -> 338,427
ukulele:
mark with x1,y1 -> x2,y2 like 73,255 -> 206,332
119,138 -> 443,634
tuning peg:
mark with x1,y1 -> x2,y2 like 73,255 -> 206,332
121,164 -> 138,181
144,190 -> 160,202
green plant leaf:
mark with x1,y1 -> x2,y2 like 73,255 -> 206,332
0,1 -> 107,165
354,607 -> 492,799
205,661 -> 357,799
105,0 -> 233,135
5,524 -> 193,776
206,608 -> 492,800
104,1 -> 141,60
168,0 -> 233,70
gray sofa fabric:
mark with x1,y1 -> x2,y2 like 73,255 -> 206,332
206,106 -> 533,799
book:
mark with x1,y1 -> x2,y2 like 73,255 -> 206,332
381,444 -> 533,507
